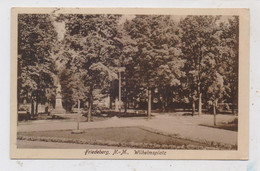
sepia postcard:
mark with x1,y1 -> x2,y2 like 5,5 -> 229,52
10,8 -> 249,159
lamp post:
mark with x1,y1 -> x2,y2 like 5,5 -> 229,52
72,98 -> 83,134
117,67 -> 125,112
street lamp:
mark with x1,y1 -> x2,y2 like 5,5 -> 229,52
117,67 -> 125,112
72,98 -> 83,134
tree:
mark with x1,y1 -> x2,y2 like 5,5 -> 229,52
207,72 -> 225,125
154,57 -> 184,111
179,15 -> 222,116
126,15 -> 183,118
218,17 -> 239,114
58,14 -> 120,121
115,20 -> 138,112
203,16 -> 239,125
18,14 -> 57,115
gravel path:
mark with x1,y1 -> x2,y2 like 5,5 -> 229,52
17,113 -> 237,145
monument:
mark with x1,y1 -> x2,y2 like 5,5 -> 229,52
51,82 -> 66,115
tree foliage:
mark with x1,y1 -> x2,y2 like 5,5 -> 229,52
17,14 -> 239,119
56,14 -> 122,120
18,14 -> 57,114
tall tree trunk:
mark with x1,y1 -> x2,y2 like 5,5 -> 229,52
165,88 -> 169,111
213,99 -> 218,126
161,98 -> 166,112
197,51 -> 202,116
124,96 -> 128,113
31,99 -> 34,116
192,100 -> 195,116
147,89 -> 152,119
231,87 -> 237,115
77,99 -> 80,130
161,98 -> 165,112
35,99 -> 38,115
88,92 -> 93,122
118,71 -> 121,112
109,96 -> 112,109
124,77 -> 128,113
198,93 -> 202,116
165,98 -> 168,111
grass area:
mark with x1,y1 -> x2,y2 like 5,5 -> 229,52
18,127 -> 236,150
200,118 -> 238,132
200,124 -> 238,132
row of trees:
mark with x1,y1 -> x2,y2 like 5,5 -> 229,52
18,14 -> 57,115
18,14 -> 239,121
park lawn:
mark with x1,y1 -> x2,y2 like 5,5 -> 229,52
200,124 -> 238,132
17,127 -> 236,150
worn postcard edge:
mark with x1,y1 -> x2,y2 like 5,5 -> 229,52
10,7 -> 249,160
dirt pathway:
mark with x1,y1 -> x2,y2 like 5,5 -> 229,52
17,114 -> 237,145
